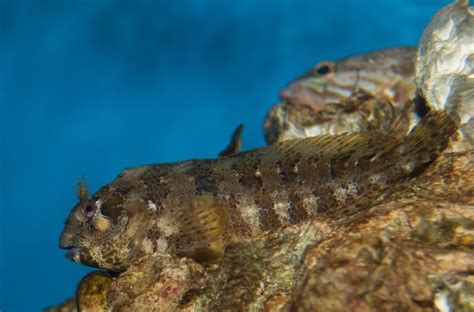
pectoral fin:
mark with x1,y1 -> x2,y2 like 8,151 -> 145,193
174,196 -> 228,265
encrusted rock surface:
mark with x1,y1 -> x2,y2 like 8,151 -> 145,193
416,0 -> 474,151
291,152 -> 474,311
47,151 -> 474,311
264,91 -> 414,144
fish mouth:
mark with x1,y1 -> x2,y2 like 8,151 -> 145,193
279,84 -> 327,112
61,246 -> 81,263
59,235 -> 82,263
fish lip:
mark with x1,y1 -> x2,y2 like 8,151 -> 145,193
64,247 -> 80,262
59,237 -> 80,261
59,231 -> 75,249
59,242 -> 73,250
279,85 -> 326,111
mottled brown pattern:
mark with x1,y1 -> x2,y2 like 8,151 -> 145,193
48,149 -> 474,312
254,191 -> 282,230
288,192 -> 309,223
59,111 -> 456,272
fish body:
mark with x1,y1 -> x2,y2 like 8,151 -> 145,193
265,47 -> 418,143
60,111 -> 456,272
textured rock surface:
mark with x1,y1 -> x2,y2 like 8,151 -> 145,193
264,91 -> 414,144
47,151 -> 474,311
416,0 -> 474,151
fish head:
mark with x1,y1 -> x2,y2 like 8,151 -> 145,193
280,60 -> 341,110
59,181 -> 148,272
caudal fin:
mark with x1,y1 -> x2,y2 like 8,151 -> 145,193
399,110 -> 457,173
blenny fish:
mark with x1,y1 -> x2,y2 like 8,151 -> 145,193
264,47 -> 418,143
60,111 -> 456,272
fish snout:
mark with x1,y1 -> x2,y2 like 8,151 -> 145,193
279,82 -> 327,111
279,86 -> 295,102
60,231 -> 83,263
279,82 -> 308,102
59,230 -> 75,249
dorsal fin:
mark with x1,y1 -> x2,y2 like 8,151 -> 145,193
238,110 -> 455,174
219,124 -> 244,157
397,110 -> 457,174
269,131 -> 399,163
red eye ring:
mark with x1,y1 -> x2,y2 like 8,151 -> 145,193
81,201 -> 97,218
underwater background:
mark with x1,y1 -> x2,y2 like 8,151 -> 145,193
0,0 -> 451,310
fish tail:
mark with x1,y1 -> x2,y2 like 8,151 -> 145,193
399,110 -> 457,174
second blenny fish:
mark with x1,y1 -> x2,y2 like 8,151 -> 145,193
60,111 -> 455,272
264,47 -> 418,143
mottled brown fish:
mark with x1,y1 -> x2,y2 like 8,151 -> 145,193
60,111 -> 455,272
264,47 -> 418,143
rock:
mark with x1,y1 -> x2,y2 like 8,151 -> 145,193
415,0 -> 474,151
77,271 -> 113,312
106,254 -> 205,311
44,298 -> 77,312
291,152 -> 474,312
264,91 -> 413,144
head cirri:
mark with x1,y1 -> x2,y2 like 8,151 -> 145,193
59,178 -> 147,272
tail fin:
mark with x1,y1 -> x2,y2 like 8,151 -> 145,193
399,110 -> 457,173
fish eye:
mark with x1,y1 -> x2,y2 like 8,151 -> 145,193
81,202 -> 97,218
315,64 -> 331,75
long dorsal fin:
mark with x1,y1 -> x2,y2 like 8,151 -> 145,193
265,131 -> 399,164
236,110 -> 455,175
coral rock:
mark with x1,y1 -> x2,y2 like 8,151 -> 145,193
416,0 -> 474,151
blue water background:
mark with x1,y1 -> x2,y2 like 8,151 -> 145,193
0,1 -> 451,310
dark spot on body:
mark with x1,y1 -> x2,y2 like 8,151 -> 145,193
328,160 -> 336,178
336,154 -> 351,162
232,159 -> 264,190
117,187 -> 131,196
288,192 -> 308,223
255,193 -> 281,230
101,201 -> 124,223
279,168 -> 298,185
238,175 -> 263,188
427,119 -> 437,129
194,175 -> 218,195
